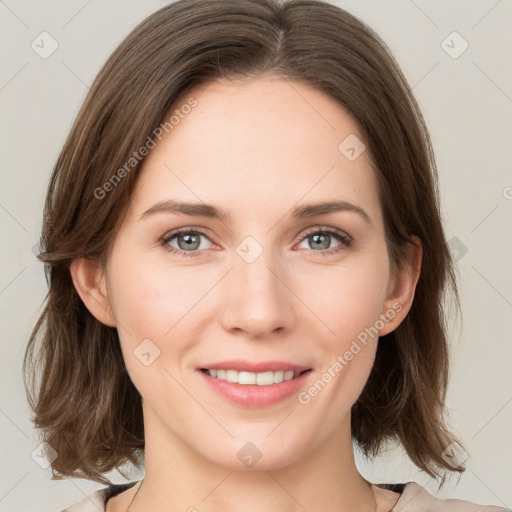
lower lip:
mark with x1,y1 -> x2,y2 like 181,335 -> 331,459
198,369 -> 312,408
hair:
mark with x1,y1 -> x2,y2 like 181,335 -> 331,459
24,0 -> 465,488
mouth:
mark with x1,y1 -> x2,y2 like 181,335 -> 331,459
198,364 -> 314,408
199,368 -> 312,386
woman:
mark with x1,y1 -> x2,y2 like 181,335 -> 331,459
23,0 -> 509,511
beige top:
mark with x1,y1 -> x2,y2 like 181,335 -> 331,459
60,480 -> 511,512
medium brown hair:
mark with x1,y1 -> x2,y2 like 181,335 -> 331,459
24,0 -> 465,487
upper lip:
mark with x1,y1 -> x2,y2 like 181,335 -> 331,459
198,360 -> 311,373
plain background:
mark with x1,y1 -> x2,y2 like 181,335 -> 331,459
1,1 -> 511,511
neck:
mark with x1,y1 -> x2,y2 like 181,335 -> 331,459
128,405 -> 378,512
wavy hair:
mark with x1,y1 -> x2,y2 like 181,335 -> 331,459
24,0 -> 464,488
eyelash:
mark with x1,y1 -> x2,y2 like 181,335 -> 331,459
160,226 -> 353,258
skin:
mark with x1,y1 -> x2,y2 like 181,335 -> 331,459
71,75 -> 422,512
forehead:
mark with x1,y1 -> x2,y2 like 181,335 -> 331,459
127,76 -> 382,229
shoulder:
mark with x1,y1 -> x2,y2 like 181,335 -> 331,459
392,481 -> 511,512
58,487 -> 107,512
59,481 -> 139,512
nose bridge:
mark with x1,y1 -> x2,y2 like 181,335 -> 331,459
219,234 -> 293,336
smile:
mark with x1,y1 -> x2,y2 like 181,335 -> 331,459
200,368 -> 309,386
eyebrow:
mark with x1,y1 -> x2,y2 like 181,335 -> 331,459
139,199 -> 373,227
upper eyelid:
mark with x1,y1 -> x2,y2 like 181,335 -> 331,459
163,226 -> 218,244
162,225 -> 351,247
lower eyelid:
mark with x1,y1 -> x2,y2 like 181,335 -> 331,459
161,228 -> 351,255
161,231 -> 213,254
296,230 -> 351,251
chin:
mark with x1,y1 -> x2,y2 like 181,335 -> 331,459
202,434 -> 311,472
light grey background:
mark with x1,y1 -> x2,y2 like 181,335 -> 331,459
1,1 -> 511,511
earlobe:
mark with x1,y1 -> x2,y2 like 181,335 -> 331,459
69,257 -> 117,327
378,236 -> 422,337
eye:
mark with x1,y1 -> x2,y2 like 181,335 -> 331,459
295,227 -> 352,255
160,226 -> 352,258
160,228 -> 215,258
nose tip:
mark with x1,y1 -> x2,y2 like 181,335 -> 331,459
218,253 -> 294,338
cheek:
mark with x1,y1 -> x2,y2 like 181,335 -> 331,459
294,262 -> 388,426
294,254 -> 389,341
107,261 -> 196,401
108,254 -> 218,362
109,236 -> 389,367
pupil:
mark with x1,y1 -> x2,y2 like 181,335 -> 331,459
311,233 -> 329,250
180,233 -> 199,250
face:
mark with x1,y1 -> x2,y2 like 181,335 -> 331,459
76,75 -> 415,471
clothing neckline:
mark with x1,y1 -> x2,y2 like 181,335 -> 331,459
103,480 -> 409,511
103,482 -> 137,511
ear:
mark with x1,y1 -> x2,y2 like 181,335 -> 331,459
69,257 -> 117,327
378,236 -> 422,337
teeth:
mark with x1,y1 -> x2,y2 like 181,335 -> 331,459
205,369 -> 301,385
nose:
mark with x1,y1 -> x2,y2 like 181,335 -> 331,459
218,246 -> 296,339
